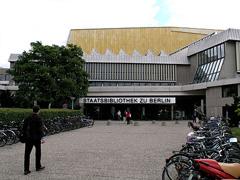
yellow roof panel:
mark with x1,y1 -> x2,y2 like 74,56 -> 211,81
67,27 -> 220,55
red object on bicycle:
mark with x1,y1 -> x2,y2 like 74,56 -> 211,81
194,159 -> 240,179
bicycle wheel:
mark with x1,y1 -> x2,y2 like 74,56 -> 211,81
162,158 -> 193,180
14,130 -> 20,143
0,132 -> 7,147
4,130 -> 16,145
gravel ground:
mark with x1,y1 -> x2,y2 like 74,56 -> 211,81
0,120 -> 190,180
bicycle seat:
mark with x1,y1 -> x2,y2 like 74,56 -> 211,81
219,163 -> 240,178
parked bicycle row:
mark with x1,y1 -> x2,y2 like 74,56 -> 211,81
43,115 -> 94,135
0,115 -> 94,147
162,117 -> 240,180
0,121 -> 22,147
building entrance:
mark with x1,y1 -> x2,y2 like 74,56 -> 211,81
81,96 -> 204,120
84,104 -> 173,120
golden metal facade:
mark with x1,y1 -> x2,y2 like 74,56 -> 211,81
67,27 -> 219,55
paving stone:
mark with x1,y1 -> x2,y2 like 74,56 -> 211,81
0,121 -> 189,180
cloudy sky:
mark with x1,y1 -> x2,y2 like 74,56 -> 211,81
1,0 -> 240,67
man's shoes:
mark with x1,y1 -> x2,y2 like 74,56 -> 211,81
24,170 -> 31,175
36,166 -> 45,171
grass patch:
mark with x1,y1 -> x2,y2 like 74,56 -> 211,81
231,127 -> 240,140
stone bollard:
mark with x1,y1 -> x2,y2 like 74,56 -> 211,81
175,120 -> 179,124
134,121 -> 139,126
107,120 -> 111,126
152,120 -> 156,124
161,121 -> 166,126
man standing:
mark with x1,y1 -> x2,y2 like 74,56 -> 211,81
23,105 -> 45,175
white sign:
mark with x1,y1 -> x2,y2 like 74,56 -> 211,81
79,97 -> 175,104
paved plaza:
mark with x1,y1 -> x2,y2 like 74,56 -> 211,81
0,120 -> 189,180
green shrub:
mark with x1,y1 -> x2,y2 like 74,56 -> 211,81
0,108 -> 82,124
231,127 -> 240,138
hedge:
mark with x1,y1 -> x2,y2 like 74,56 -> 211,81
0,108 -> 82,124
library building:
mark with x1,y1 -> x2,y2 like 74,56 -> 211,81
9,27 -> 240,120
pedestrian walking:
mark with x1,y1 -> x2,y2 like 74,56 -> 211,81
123,110 -> 126,123
126,111 -> 131,125
193,108 -> 197,123
22,105 -> 46,175
117,110 -> 122,121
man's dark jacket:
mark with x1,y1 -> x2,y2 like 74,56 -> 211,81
23,113 -> 44,141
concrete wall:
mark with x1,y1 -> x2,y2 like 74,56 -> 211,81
206,86 -> 234,117
176,65 -> 191,85
176,54 -> 198,85
205,42 -> 239,117
88,85 -> 205,97
219,41 -> 236,80
189,54 -> 198,83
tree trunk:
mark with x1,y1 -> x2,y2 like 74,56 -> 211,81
48,103 -> 51,109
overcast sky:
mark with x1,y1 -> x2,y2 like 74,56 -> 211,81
1,0 -> 240,68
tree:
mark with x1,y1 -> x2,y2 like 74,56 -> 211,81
224,96 -> 240,127
0,90 -> 15,107
8,41 -> 89,108
235,102 -> 240,117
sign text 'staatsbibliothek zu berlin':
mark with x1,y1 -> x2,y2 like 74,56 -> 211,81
79,97 -> 176,104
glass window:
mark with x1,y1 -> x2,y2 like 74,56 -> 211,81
204,51 -> 208,64
212,60 -> 219,73
201,53 -> 204,65
193,44 -> 225,84
207,49 -> 211,63
204,63 -> 210,74
209,74 -> 213,82
133,82 -> 140,86
195,68 -> 202,83
210,48 -> 214,61
204,62 -> 210,70
221,44 -> 225,58
201,75 -> 206,82
200,65 -> 206,80
213,46 -> 217,60
212,73 -> 218,81
215,72 -> 220,80
222,84 -> 238,97
201,52 -> 204,64
214,60 -> 220,73
207,61 -> 214,75
206,74 -> 211,82
206,62 -> 213,74
211,73 -> 216,81
198,53 -> 202,65
193,70 -> 198,82
209,61 -> 217,74
195,67 -> 200,77
217,58 -> 224,72
215,59 -> 222,72
217,45 -> 221,59
198,65 -> 205,81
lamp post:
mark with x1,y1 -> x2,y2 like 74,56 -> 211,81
70,96 -> 75,110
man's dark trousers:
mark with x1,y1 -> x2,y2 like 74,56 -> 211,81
24,140 -> 41,171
